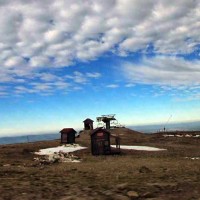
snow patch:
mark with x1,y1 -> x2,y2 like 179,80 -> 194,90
185,157 -> 200,160
163,134 -> 200,138
35,144 -> 87,155
111,145 -> 166,151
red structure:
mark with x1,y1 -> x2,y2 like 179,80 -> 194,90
90,128 -> 111,155
83,118 -> 94,130
60,128 -> 76,144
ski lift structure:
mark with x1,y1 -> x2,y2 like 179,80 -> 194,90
96,114 -> 125,129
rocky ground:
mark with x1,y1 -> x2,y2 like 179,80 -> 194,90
0,128 -> 199,200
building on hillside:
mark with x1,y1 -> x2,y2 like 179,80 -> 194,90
83,118 -> 94,130
60,128 -> 76,144
90,127 -> 120,155
90,128 -> 111,155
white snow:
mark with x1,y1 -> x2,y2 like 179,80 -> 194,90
194,135 -> 200,138
163,134 -> 174,137
163,134 -> 200,138
111,145 -> 166,151
185,157 -> 200,160
35,144 -> 87,155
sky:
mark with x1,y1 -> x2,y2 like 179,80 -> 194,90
1,0 -> 200,136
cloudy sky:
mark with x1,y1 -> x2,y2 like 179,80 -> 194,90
1,0 -> 200,136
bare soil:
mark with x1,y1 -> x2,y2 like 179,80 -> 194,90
0,128 -> 200,200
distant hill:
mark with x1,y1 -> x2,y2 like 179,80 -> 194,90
110,127 -> 143,136
129,121 -> 200,133
0,133 -> 59,145
109,128 -> 146,145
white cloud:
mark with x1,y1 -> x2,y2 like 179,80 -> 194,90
86,72 -> 101,78
39,73 -> 61,82
106,84 -> 119,88
44,29 -> 65,44
14,80 -> 70,95
73,71 -> 88,84
0,0 -> 199,68
0,91 -> 8,96
123,56 -> 200,87
125,83 -> 135,88
14,86 -> 36,94
0,0 -> 200,95
174,93 -> 200,102
11,70 -> 101,95
53,81 -> 69,90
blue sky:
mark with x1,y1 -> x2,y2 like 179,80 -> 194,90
0,0 -> 200,136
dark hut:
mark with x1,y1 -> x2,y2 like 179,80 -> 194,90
90,127 -> 111,155
60,128 -> 76,144
83,118 -> 94,130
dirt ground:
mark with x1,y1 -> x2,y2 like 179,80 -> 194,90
0,128 -> 199,200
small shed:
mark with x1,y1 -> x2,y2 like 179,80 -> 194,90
90,127 -> 111,155
83,118 -> 94,130
60,128 -> 76,144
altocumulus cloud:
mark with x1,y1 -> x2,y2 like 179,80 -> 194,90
0,0 -> 200,95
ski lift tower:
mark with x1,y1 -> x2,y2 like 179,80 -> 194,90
96,114 -> 116,129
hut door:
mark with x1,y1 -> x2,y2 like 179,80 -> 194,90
97,140 -> 104,154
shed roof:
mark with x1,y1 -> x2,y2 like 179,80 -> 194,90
60,128 -> 76,134
83,118 -> 94,123
90,127 -> 110,136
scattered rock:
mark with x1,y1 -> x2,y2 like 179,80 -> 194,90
139,166 -> 152,173
102,190 -> 113,196
127,191 -> 139,199
22,148 -> 33,154
141,192 -> 155,198
147,182 -> 177,190
3,164 -> 11,167
34,151 -> 81,165
48,154 -> 60,163
113,194 -> 130,200
60,196 -> 75,200
80,187 -> 92,193
116,183 -> 129,190
145,198 -> 163,200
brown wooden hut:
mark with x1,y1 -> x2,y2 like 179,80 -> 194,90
60,128 -> 76,144
90,127 -> 111,155
83,118 -> 94,130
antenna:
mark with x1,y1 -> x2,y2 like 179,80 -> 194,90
163,114 -> 172,132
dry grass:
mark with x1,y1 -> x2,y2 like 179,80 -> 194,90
0,128 -> 200,200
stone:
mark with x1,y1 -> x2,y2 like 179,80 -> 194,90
116,183 -> 129,190
3,164 -> 11,167
141,192 -> 155,198
139,166 -> 152,173
127,191 -> 139,199
102,190 -> 113,196
113,194 -> 130,200
147,182 -> 177,188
